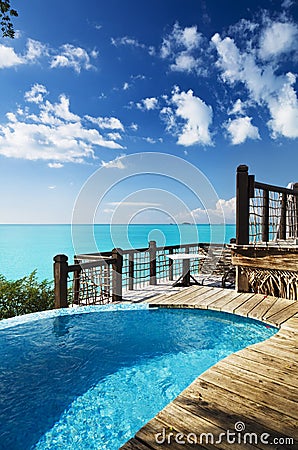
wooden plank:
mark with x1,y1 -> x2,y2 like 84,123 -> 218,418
200,367 -> 298,420
194,288 -> 233,308
177,378 -> 298,439
268,335 -> 298,352
232,248 -> 298,271
249,341 -> 298,363
257,336 -> 298,354
148,286 -> 198,304
206,290 -> 243,310
239,347 -> 298,377
221,292 -> 255,314
169,286 -> 212,304
262,298 -> 294,321
217,360 -> 298,402
248,295 -> 278,320
135,418 -> 202,450
233,294 -> 268,317
222,352 -> 298,388
174,390 -> 295,450
156,402 -> 260,450
186,287 -> 225,308
119,438 -> 152,450
265,302 -> 298,326
280,317 -> 298,332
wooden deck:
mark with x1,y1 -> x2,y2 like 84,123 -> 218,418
120,286 -> 298,449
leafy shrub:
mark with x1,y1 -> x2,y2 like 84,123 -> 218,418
0,271 -> 55,319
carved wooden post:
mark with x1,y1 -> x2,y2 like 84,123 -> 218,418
149,240 -> 157,285
128,253 -> 134,290
53,254 -> 69,309
112,248 -> 123,302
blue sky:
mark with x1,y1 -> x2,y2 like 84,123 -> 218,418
0,0 -> 297,223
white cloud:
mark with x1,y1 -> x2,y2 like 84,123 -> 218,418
137,97 -> 158,111
123,82 -> 130,90
212,27 -> 298,140
130,123 -> 138,131
228,99 -> 246,116
0,44 -> 23,68
144,137 -> 156,144
24,83 -> 48,104
50,44 -> 97,73
25,38 -> 48,61
0,86 -> 125,164
48,162 -> 64,168
282,0 -> 294,8
107,132 -> 122,140
85,115 -> 124,131
161,23 -> 201,57
259,21 -> 298,60
0,38 -> 97,73
225,116 -> 260,144
101,155 -> 126,169
108,201 -> 161,207
48,185 -> 56,190
111,36 -> 153,55
160,23 -> 204,74
169,87 -> 213,146
170,53 -> 198,73
190,197 -> 236,223
267,73 -> 298,139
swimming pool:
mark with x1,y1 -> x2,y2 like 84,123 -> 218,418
0,305 -> 276,450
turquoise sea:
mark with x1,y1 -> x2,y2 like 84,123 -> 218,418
0,224 -> 236,281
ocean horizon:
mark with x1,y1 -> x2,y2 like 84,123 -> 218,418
0,224 -> 236,281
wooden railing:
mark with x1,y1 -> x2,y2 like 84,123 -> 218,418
236,165 -> 298,245
234,165 -> 298,299
54,241 -> 233,308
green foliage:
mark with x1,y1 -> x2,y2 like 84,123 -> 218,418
0,271 -> 55,319
0,0 -> 18,38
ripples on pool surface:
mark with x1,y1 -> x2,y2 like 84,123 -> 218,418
0,307 -> 276,450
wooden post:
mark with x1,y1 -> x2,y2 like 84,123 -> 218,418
169,247 -> 174,281
236,266 -> 249,293
294,183 -> 298,239
73,257 -> 81,305
278,193 -> 287,240
236,165 -> 250,245
53,254 -> 69,309
262,189 -> 269,242
181,246 -> 190,286
128,253 -> 134,290
149,240 -> 157,285
112,248 -> 123,302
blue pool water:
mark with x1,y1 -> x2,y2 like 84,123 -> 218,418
0,306 -> 276,450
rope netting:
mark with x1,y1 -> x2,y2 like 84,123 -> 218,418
249,187 -> 298,244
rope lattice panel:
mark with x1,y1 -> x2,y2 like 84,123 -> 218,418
71,264 -> 112,306
249,187 -> 298,244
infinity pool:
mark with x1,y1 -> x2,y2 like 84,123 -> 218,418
0,305 -> 276,449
